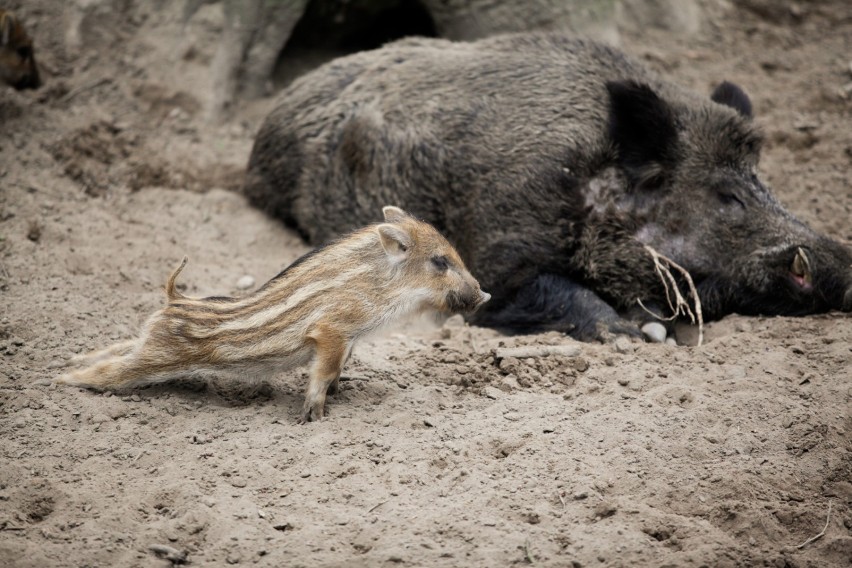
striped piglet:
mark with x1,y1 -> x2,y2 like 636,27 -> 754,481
56,206 -> 490,422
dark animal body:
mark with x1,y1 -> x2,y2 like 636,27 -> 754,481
245,33 -> 852,340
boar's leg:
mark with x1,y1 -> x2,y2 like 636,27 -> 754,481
472,274 -> 640,342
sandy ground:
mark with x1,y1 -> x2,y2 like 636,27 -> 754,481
1,1 -> 850,567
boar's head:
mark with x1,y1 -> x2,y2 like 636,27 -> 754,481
606,80 -> 852,320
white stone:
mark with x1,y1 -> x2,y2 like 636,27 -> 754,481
641,322 -> 667,343
236,275 -> 255,290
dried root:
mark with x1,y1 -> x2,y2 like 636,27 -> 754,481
637,245 -> 704,346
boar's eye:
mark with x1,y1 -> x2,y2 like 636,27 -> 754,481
717,191 -> 745,209
16,46 -> 32,60
431,255 -> 449,272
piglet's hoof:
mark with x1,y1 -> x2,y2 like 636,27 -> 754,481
298,404 -> 325,424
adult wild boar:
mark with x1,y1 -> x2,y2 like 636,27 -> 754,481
244,34 -> 852,341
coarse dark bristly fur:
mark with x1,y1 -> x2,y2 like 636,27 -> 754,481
0,10 -> 40,90
56,207 -> 490,423
244,33 -> 852,341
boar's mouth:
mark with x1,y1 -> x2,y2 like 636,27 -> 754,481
740,244 -> 851,316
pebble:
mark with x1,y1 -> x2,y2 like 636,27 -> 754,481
235,275 -> 255,290
641,322 -> 667,343
614,337 -> 635,354
594,501 -> 617,518
617,377 -> 630,387
148,544 -> 186,563
573,489 -> 589,500
782,416 -> 794,428
107,408 -> 127,420
483,386 -> 503,400
91,413 -> 111,424
230,478 -> 247,488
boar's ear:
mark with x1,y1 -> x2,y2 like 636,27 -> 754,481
607,80 -> 678,190
382,206 -> 409,223
710,81 -> 752,118
377,223 -> 413,261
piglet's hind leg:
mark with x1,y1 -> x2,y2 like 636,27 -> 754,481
56,348 -> 191,390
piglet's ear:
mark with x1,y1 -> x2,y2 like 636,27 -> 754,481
607,80 -> 678,190
382,206 -> 409,223
710,81 -> 752,118
377,224 -> 413,261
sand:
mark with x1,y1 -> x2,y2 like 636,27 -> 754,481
1,1 -> 850,566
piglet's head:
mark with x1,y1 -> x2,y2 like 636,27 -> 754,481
377,206 -> 490,314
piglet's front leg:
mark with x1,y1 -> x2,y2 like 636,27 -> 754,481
300,325 -> 348,423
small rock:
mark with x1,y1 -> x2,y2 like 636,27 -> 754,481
148,544 -> 187,564
230,478 -> 247,488
793,115 -> 819,131
573,489 -> 589,500
641,322 -> 667,343
501,375 -> 521,390
26,220 -> 42,242
483,386 -> 503,400
617,377 -> 630,386
202,497 -> 216,508
571,357 -> 589,372
782,416 -> 794,428
235,275 -> 255,290
614,337 -> 635,354
107,408 -> 127,420
91,413 -> 111,424
594,501 -> 617,518
665,337 -> 678,346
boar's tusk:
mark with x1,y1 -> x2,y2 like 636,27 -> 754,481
791,247 -> 812,285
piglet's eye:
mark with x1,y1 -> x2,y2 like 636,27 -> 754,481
17,46 -> 32,59
431,255 -> 449,272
